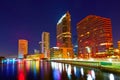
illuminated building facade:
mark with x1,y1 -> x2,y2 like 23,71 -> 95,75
39,41 -> 42,53
56,11 -> 74,58
117,41 -> 120,49
18,39 -> 28,58
50,47 -> 62,59
77,15 -> 113,58
42,32 -> 50,58
117,41 -> 120,53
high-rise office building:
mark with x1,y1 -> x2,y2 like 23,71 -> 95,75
77,15 -> 113,58
18,39 -> 28,58
42,32 -> 50,58
56,11 -> 74,58
39,41 -> 42,53
117,41 -> 120,53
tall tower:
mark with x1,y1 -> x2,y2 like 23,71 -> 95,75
77,15 -> 113,58
117,41 -> 120,53
42,32 -> 50,58
39,41 -> 42,53
56,11 -> 74,58
18,39 -> 28,58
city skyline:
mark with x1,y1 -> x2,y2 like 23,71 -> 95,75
0,0 -> 120,57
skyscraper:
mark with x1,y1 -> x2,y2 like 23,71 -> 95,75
56,11 -> 74,58
77,15 -> 113,58
18,39 -> 28,58
39,41 -> 42,53
42,32 -> 50,58
117,41 -> 120,53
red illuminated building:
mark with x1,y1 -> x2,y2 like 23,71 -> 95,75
77,15 -> 113,58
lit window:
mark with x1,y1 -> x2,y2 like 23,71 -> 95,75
87,32 -> 90,34
80,34 -> 84,37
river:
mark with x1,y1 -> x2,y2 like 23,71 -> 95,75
0,60 -> 120,80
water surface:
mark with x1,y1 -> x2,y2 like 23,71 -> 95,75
0,60 -> 120,80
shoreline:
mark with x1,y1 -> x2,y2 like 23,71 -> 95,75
1,59 -> 120,74
51,60 -> 120,74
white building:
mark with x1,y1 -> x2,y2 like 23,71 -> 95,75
41,32 -> 50,58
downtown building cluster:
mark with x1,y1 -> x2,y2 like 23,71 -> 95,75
18,32 -> 50,59
51,12 -> 114,59
18,11 -> 117,59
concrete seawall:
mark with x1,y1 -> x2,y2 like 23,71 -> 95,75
51,60 -> 120,73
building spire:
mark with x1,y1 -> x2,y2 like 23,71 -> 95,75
66,11 -> 70,15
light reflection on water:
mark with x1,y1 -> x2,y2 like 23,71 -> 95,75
67,64 -> 72,79
18,61 -> 25,80
0,60 -> 120,80
81,67 -> 84,76
109,74 -> 114,80
87,70 -> 95,80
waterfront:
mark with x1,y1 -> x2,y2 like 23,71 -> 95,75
0,60 -> 120,80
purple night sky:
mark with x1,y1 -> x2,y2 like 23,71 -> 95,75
0,0 -> 120,57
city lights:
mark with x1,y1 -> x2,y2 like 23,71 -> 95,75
0,0 -> 120,80
85,46 -> 91,54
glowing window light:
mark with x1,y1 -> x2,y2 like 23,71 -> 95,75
88,58 -> 94,61
57,32 -> 71,38
80,59 -> 83,61
53,47 -> 59,49
74,45 -> 78,47
100,43 -> 113,46
87,32 -> 90,34
64,35 -> 71,37
108,58 -> 112,62
86,46 -> 91,53
80,34 -> 84,37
